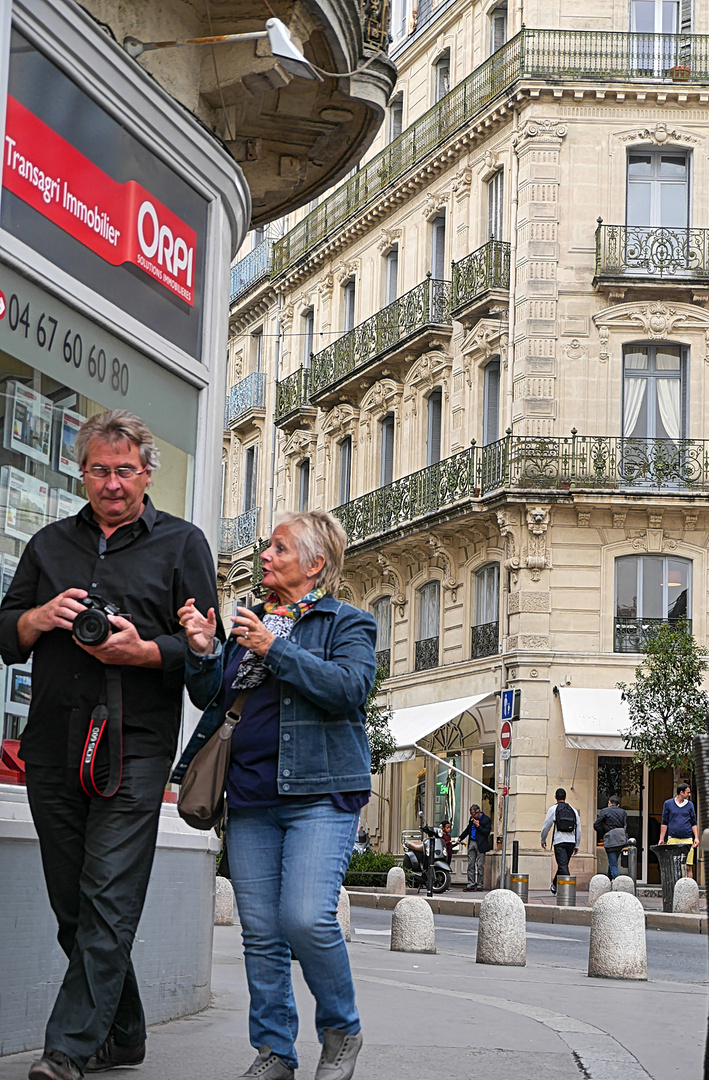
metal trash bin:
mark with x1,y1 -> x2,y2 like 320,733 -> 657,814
650,843 -> 692,913
556,876 -> 576,907
510,873 -> 528,904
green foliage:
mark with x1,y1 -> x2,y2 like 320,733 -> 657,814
618,620 -> 709,771
365,666 -> 397,775
344,851 -> 399,888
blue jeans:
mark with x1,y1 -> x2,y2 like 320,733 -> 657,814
227,800 -> 360,1070
606,848 -> 621,879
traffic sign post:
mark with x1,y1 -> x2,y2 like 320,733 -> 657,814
499,692 -> 518,889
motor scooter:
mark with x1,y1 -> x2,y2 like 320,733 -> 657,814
401,811 -> 451,893
353,820 -> 372,855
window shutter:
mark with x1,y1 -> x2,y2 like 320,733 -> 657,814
390,99 -> 403,140
487,171 -> 504,240
373,597 -> 391,650
244,446 -> 258,512
419,581 -> 440,639
681,0 -> 692,33
432,214 -> 446,279
427,389 -> 442,465
483,360 -> 501,445
492,7 -> 507,52
303,310 -> 314,366
344,280 -> 356,331
299,459 -> 310,511
339,437 -> 352,504
381,414 -> 395,486
475,564 -> 499,625
386,248 -> 399,305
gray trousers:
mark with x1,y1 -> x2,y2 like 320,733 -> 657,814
467,840 -> 485,887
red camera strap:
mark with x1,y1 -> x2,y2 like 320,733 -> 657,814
80,667 -> 123,798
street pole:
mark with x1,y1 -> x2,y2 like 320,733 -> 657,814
500,755 -> 510,889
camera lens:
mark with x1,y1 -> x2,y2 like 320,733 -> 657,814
73,609 -> 111,646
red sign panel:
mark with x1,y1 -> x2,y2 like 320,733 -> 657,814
500,721 -> 512,750
3,96 -> 197,306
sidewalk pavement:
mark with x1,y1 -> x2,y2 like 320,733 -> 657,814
0,907 -> 704,1080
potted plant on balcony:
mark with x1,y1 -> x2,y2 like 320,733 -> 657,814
669,64 -> 691,81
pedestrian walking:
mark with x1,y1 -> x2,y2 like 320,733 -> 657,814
458,803 -> 492,891
540,787 -> 581,894
593,795 -> 629,880
0,411 -> 221,1080
659,783 -> 699,879
174,510 -> 377,1080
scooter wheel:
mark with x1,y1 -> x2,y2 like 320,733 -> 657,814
432,867 -> 451,893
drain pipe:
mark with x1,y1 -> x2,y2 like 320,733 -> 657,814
268,290 -> 282,534
505,104 -> 520,432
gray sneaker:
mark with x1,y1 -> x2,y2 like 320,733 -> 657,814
314,1029 -> 363,1080
238,1046 -> 294,1079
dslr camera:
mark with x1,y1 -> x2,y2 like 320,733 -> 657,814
73,594 -> 125,647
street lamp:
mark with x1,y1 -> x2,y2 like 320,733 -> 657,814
123,18 -> 323,82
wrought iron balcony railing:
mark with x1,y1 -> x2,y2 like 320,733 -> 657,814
596,222 -> 709,280
471,622 -> 500,660
309,277 -> 451,400
614,617 -> 692,654
230,240 -> 274,304
375,648 -> 391,675
219,508 -> 259,555
451,240 -> 511,313
415,637 -> 439,672
332,433 -> 709,546
275,367 -> 311,424
273,29 -> 709,277
224,372 -> 267,427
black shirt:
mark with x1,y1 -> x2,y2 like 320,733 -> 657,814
0,496 -> 221,765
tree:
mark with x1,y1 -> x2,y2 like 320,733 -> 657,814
618,620 -> 709,775
365,666 -> 397,774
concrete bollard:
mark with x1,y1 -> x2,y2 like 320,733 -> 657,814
588,892 -> 647,981
611,875 -> 636,896
391,896 -> 436,953
336,886 -> 351,941
588,874 -> 612,907
214,876 -> 234,926
386,866 -> 407,895
476,889 -> 526,967
673,876 -> 700,914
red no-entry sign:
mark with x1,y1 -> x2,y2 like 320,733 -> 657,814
500,721 -> 512,750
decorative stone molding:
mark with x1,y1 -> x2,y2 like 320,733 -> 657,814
376,227 -> 402,254
496,509 -> 520,574
376,553 -> 407,615
360,377 -> 403,418
282,428 -> 317,461
476,149 -> 500,183
461,318 -> 505,371
562,338 -> 588,363
612,511 -> 627,530
506,635 -> 551,651
599,326 -> 610,363
280,303 -> 295,335
427,533 -> 460,601
514,118 -> 567,151
403,352 -> 451,416
577,509 -> 591,528
321,403 -> 360,437
422,190 -> 450,222
616,123 -> 701,147
525,506 -> 550,580
335,259 -> 360,285
508,591 -> 551,615
593,300 -> 709,342
452,165 -> 473,201
315,272 -> 334,301
648,511 -> 663,530
683,511 -> 699,532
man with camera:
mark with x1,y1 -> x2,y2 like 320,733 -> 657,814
0,410 -> 221,1080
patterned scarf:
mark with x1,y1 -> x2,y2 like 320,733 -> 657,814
232,588 -> 327,690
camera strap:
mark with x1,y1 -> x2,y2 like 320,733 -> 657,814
80,667 -> 123,798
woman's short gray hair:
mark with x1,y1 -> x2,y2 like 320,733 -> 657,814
275,510 -> 347,594
75,410 -> 160,470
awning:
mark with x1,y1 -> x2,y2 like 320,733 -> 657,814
558,688 -> 630,751
390,693 -> 496,751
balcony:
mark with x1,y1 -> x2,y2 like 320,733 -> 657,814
451,240 -> 511,322
230,242 -> 273,305
595,222 -> 709,290
375,648 -> 391,675
415,637 -> 439,672
219,508 -> 259,555
224,372 -> 267,429
274,367 -> 315,430
614,617 -> 692,654
309,277 -> 451,405
273,29 -> 709,277
471,622 -> 499,660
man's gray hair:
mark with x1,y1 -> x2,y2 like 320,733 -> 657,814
75,410 -> 160,470
275,510 -> 346,595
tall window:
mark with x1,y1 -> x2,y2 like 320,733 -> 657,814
380,413 -> 395,486
390,95 -> 403,141
627,150 -> 688,229
339,436 -> 352,504
253,328 -> 263,372
490,3 -> 507,52
385,247 -> 399,305
243,444 -> 258,512
631,0 -> 679,34
483,359 -> 501,445
394,0 -> 408,39
303,309 -> 314,367
615,555 -> 690,652
416,581 -> 440,671
488,171 -> 504,240
373,597 -> 392,673
472,563 -> 499,658
431,213 -> 446,279
298,459 -> 310,511
623,344 -> 684,441
435,53 -> 450,102
427,389 -> 442,466
343,279 -> 356,332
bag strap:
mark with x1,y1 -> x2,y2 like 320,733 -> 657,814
80,667 -> 123,798
225,689 -> 251,729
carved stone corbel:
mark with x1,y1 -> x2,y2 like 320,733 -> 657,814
525,506 -> 550,581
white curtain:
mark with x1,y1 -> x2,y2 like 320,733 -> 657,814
623,377 -> 647,437
656,378 -> 681,440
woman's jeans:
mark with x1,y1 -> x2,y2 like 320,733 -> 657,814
227,800 -> 360,1070
606,847 -> 621,879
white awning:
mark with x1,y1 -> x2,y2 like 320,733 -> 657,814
390,693 -> 496,751
558,688 -> 630,751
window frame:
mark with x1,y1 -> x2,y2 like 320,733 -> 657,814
621,342 -> 687,441
298,458 -> 310,511
380,412 -> 395,487
343,279 -> 356,333
483,358 -> 501,446
339,435 -> 352,505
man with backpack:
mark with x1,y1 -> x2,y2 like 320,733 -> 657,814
541,787 -> 581,894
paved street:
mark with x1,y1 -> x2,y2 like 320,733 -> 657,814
1,903 -> 705,1080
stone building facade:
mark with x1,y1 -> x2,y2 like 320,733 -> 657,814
221,0 -> 709,888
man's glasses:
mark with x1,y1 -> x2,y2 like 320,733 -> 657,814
82,465 -> 150,480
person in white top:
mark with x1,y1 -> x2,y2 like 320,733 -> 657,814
541,787 -> 581,895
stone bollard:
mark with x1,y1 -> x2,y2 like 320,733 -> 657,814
214,876 -> 234,926
476,889 -> 526,967
611,875 -> 635,896
386,866 -> 407,895
588,874 -> 612,907
673,876 -> 700,914
588,892 -> 647,981
391,896 -> 436,953
336,886 -> 351,941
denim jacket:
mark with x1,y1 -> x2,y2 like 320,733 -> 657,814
171,596 -> 377,794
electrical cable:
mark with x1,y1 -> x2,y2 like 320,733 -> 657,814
205,0 -> 234,142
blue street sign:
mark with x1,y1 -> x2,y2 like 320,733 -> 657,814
501,688 -> 514,721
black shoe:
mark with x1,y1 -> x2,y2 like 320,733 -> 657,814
29,1051 -> 83,1080
549,882 -> 557,895
465,885 -> 475,891
475,884 -> 484,891
85,1035 -> 145,1072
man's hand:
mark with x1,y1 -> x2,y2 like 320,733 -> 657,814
74,616 -> 161,668
541,840 -> 547,849
17,588 -> 88,650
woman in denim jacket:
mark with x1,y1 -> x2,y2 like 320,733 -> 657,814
173,510 -> 376,1080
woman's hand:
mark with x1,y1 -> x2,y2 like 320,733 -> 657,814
231,606 -> 275,657
179,598 -> 217,655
